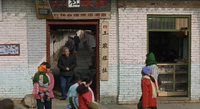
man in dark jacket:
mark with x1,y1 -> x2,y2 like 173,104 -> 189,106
65,36 -> 74,54
57,47 -> 77,100
73,34 -> 80,51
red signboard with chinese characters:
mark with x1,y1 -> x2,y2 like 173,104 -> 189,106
49,0 -> 110,12
35,0 -> 111,19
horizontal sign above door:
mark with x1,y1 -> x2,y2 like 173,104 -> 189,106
35,0 -> 111,19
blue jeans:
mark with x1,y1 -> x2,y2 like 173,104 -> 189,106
37,95 -> 52,109
39,85 -> 49,97
60,76 -> 72,99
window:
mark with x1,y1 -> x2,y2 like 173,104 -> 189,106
148,15 -> 191,97
147,15 -> 190,63
148,16 -> 188,30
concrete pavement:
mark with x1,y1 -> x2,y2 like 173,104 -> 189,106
15,100 -> 200,109
99,103 -> 200,109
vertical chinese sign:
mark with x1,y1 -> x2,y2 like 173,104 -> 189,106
101,22 -> 109,81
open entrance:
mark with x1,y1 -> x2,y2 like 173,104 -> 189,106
46,20 -> 100,101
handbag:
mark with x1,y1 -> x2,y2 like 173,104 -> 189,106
137,101 -> 143,109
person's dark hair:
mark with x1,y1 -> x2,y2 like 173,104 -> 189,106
41,62 -> 51,68
145,52 -> 152,64
76,76 -> 92,96
146,53 -> 151,58
0,99 -> 14,109
71,72 -> 81,84
83,70 -> 94,80
149,75 -> 155,83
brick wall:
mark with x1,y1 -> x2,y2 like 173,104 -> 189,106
118,7 -> 200,104
0,0 -> 28,66
0,0 -> 46,98
99,0 -> 118,104
26,1 -> 46,93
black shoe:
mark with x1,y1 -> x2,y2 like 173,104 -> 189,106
60,98 -> 66,100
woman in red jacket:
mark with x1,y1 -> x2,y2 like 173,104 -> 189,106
141,66 -> 159,109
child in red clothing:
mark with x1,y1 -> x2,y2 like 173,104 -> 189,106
76,76 -> 99,109
141,66 -> 159,109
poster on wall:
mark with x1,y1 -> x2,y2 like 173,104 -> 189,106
0,44 -> 20,56
101,21 -> 109,81
0,0 -> 2,21
35,0 -> 111,19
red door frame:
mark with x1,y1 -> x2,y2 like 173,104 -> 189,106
46,20 -> 100,101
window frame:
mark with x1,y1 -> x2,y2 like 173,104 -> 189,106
147,15 -> 191,98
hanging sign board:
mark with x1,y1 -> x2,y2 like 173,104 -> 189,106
101,21 -> 109,81
35,0 -> 111,19
0,0 -> 2,21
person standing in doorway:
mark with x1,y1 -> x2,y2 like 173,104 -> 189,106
57,47 -> 77,100
65,36 -> 74,54
74,34 -> 80,51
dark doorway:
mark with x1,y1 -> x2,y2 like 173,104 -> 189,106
46,20 -> 100,101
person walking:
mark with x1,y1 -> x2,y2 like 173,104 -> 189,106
145,52 -> 161,85
65,36 -> 74,54
57,47 -> 77,100
73,34 -> 80,51
140,66 -> 159,109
